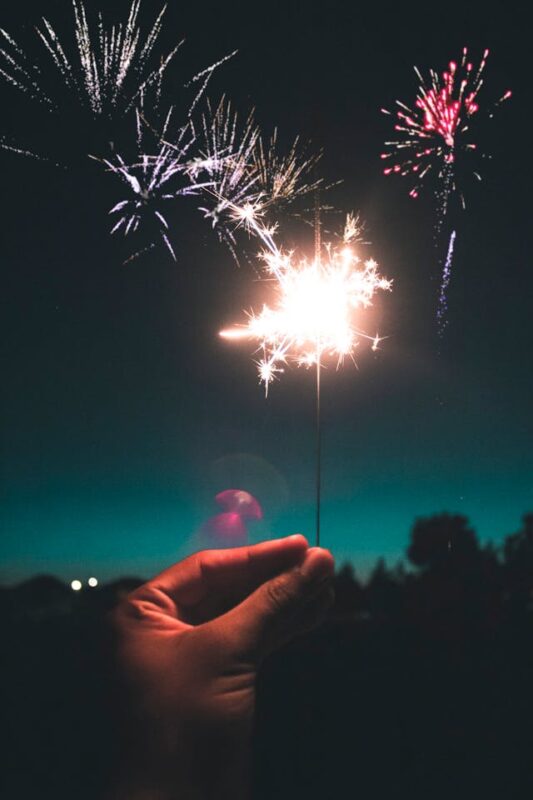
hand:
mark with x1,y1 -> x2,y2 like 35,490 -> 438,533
110,536 -> 334,800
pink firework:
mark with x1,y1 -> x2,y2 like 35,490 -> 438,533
381,48 -> 511,200
381,48 -> 510,333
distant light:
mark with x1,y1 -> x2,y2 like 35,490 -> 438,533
88,577 -> 98,588
71,580 -> 82,591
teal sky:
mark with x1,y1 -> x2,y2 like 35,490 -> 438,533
1,0 -> 531,585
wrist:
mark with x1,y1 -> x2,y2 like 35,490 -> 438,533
109,723 -> 252,800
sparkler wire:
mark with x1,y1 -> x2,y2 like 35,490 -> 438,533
315,340 -> 322,547
314,191 -> 322,546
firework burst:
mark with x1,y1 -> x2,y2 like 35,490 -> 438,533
95,97 -> 323,263
253,129 -> 322,211
189,98 -> 261,261
0,1 -> 178,119
1,2 -> 323,263
381,47 -> 510,331
381,47 -> 511,201
0,0 -> 236,164
189,98 -> 324,263
97,110 -> 212,261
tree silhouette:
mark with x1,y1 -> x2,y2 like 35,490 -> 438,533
332,563 -> 363,617
502,513 -> 533,616
407,513 -> 480,572
365,558 -> 403,620
405,513 -> 503,637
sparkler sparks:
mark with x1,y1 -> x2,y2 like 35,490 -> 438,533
381,47 -> 511,332
220,214 -> 391,394
96,96 -> 322,262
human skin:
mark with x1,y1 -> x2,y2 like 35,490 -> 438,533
110,535 -> 335,800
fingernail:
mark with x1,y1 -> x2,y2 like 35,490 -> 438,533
301,548 -> 334,584
287,534 -> 307,545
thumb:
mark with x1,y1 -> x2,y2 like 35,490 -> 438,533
218,547 -> 335,661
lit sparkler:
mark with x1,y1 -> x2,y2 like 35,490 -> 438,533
220,207 -> 391,543
381,48 -> 510,331
220,234 -> 390,393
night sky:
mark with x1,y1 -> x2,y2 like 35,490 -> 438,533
1,0 -> 531,584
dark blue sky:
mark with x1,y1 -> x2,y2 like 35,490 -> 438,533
1,0 -> 531,583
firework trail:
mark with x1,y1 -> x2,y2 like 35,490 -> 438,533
437,229 -> 456,335
220,210 -> 391,395
381,48 -> 510,330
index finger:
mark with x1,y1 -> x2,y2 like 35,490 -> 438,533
150,535 -> 309,607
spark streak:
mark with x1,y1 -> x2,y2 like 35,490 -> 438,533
437,229 -> 456,335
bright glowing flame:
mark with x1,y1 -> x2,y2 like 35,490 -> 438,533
220,213 -> 391,394
71,579 -> 82,591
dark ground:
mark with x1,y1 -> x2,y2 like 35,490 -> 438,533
2,512 -> 533,800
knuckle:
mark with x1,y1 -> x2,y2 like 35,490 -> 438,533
265,574 -> 295,612
196,550 -> 222,579
126,596 -> 149,617
113,586 -> 162,626
115,595 -> 147,624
